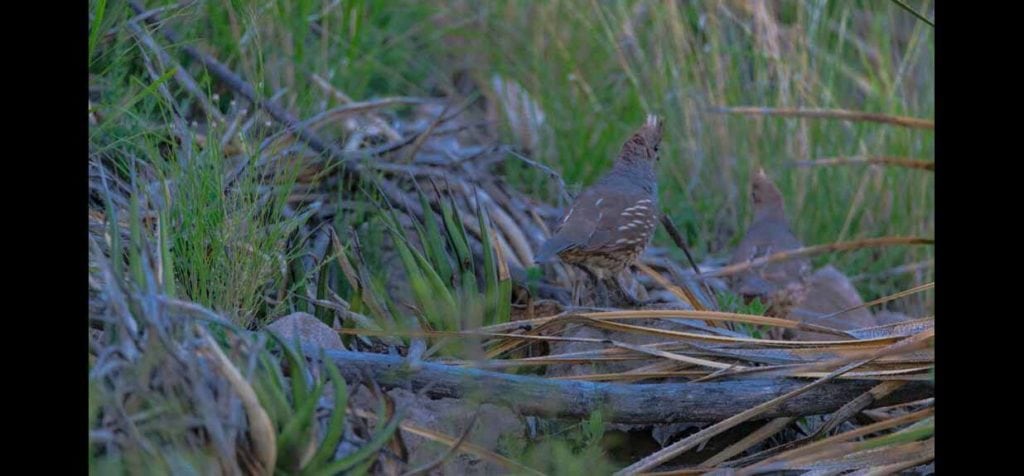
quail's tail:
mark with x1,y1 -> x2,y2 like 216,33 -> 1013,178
534,235 -> 573,264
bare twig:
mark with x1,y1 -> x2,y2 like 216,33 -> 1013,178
127,1 -> 362,175
889,0 -> 935,27
658,214 -> 702,276
124,12 -> 224,124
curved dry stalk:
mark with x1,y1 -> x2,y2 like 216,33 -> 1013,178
792,156 -> 934,171
698,236 -> 934,279
309,73 -> 406,141
199,330 -> 276,475
711,106 -> 934,129
296,97 -> 428,135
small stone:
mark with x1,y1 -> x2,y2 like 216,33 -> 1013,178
265,312 -> 344,350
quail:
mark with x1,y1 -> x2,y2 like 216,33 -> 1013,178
535,115 -> 664,306
728,168 -> 811,302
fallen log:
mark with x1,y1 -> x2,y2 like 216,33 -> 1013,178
315,348 -> 931,424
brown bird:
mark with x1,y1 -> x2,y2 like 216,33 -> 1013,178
535,115 -> 664,305
729,168 -> 811,301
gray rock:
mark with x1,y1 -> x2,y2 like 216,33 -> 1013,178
265,312 -> 344,350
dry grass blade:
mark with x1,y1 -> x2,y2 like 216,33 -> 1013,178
701,417 -> 797,467
808,381 -> 906,438
480,309 -> 850,338
704,328 -> 932,381
608,340 -> 743,372
576,310 -> 849,336
198,330 -> 276,475
615,357 -> 876,474
699,236 -> 933,279
580,317 -> 889,348
792,156 -> 934,171
615,328 -> 932,474
813,282 -> 933,324
847,317 -> 933,340
710,106 -> 934,129
765,438 -> 933,474
739,408 -> 933,473
351,408 -> 544,475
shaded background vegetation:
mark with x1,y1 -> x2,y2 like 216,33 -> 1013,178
91,0 -> 933,316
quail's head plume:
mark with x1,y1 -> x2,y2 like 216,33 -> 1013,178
729,168 -> 811,299
535,115 -> 664,279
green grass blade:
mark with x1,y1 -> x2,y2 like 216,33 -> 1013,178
416,187 -> 454,285
476,203 -> 500,326
267,332 -> 311,408
253,352 -> 291,424
278,381 -> 325,470
306,354 -> 350,470
158,205 -> 175,296
88,0 -> 108,62
310,409 -> 404,476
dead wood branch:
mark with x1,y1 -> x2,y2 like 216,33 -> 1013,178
312,348 -> 931,424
